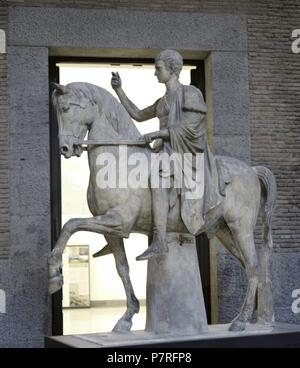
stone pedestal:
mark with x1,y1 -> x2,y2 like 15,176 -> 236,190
45,323 -> 300,348
145,233 -> 208,335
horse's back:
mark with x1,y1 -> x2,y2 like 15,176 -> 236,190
216,155 -> 261,224
216,155 -> 257,185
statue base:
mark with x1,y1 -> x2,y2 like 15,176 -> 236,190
145,232 -> 207,335
45,323 -> 300,348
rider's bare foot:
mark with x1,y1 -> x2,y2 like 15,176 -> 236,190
136,245 -> 168,261
136,234 -> 168,261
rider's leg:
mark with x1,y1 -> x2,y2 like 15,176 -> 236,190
136,187 -> 169,261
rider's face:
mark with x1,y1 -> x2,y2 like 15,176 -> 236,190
154,60 -> 172,83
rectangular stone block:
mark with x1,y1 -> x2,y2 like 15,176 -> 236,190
272,251 -> 300,324
7,46 -> 49,135
4,215 -> 51,347
9,7 -> 247,52
214,134 -> 251,163
210,51 -> 250,137
8,47 -> 50,217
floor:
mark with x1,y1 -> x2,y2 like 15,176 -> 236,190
63,306 -> 146,335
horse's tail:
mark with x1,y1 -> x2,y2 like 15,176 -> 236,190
253,166 -> 276,249
253,165 -> 276,324
253,166 -> 277,249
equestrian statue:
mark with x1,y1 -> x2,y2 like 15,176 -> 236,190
48,50 -> 276,333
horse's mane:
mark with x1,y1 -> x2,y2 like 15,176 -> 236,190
62,82 -> 142,140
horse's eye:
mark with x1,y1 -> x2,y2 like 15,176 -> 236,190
62,105 -> 69,112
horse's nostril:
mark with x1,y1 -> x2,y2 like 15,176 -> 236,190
61,146 -> 69,152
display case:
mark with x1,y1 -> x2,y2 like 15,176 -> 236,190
63,245 -> 90,308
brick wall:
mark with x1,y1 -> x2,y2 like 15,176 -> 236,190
0,2 -> 9,259
2,0 -> 300,257
248,3 -> 300,250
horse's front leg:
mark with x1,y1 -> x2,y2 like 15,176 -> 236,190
105,235 -> 140,333
48,224 -> 72,295
48,210 -> 126,294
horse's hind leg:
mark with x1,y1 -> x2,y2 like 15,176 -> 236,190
257,245 -> 274,326
106,235 -> 140,333
216,222 -> 245,269
227,224 -> 258,332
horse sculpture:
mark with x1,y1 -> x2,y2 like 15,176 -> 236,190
49,81 -> 276,333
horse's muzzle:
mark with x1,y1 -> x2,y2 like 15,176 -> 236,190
60,144 -> 73,158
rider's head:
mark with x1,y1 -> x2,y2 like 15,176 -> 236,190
155,49 -> 183,77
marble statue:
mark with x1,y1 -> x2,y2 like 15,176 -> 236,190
48,49 -> 276,333
111,50 -> 223,261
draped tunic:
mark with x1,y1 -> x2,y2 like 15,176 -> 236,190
149,84 -> 224,235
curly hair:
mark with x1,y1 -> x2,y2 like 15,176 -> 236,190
155,49 -> 183,77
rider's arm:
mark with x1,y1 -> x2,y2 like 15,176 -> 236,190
111,71 -> 158,122
115,88 -> 158,122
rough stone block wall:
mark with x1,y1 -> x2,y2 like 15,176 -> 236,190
0,3 -> 9,259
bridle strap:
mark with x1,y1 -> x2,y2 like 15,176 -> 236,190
76,139 -> 148,146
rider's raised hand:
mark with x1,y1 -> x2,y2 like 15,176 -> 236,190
111,71 -> 122,91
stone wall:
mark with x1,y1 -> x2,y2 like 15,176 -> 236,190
0,3 -> 9,259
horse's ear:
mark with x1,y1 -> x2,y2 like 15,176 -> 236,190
51,82 -> 69,94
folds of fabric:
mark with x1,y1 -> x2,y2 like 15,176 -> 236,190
165,85 -> 223,235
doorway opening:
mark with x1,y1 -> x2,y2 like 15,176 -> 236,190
49,57 -> 210,335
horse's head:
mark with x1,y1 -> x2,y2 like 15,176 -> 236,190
51,82 -> 97,158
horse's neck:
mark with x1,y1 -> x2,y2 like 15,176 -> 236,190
88,114 -> 118,142
88,90 -> 142,142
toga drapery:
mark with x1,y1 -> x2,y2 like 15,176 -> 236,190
154,83 -> 224,235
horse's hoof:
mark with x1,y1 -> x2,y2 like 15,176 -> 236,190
48,276 -> 63,294
229,320 -> 246,332
48,248 -> 63,267
48,261 -> 63,294
112,319 -> 133,333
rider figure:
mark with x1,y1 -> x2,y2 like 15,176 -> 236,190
111,50 -> 223,261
